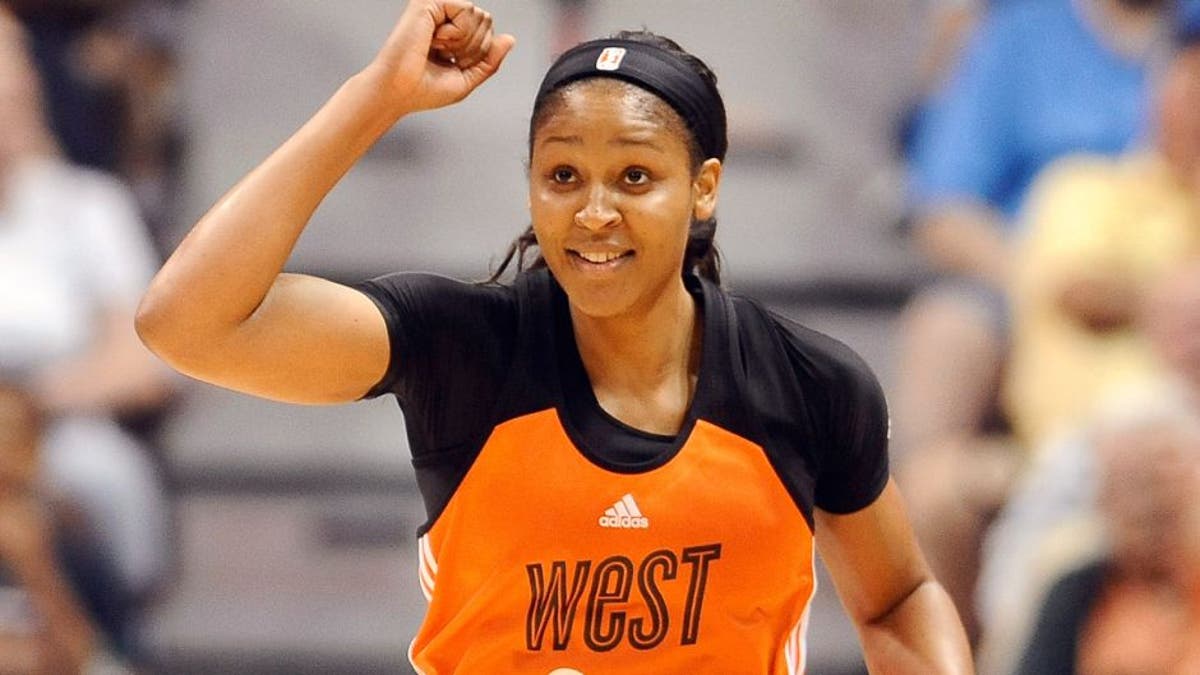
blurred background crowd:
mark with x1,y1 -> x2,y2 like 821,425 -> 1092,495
1,0 -> 1199,673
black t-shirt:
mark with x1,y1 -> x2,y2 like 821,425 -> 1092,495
354,269 -> 890,532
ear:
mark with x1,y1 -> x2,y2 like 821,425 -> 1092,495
692,158 -> 722,221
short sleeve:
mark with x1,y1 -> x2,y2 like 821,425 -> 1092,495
351,273 -> 517,459
908,9 -> 1018,214
813,346 -> 891,514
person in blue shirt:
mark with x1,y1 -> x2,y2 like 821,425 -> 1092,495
893,0 -> 1172,643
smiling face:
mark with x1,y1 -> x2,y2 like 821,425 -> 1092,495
529,78 -> 720,320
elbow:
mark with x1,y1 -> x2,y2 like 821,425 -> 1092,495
134,285 -> 243,379
862,577 -> 933,628
134,286 -> 203,368
134,291 -> 170,356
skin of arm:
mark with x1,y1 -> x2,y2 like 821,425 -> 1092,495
816,480 -> 975,674
135,0 -> 515,404
913,204 -> 1011,290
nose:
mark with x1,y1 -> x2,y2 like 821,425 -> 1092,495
574,184 -> 620,231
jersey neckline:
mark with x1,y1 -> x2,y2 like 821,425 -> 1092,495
544,272 -> 727,475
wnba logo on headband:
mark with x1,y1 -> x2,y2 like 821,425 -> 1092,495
535,37 -> 729,161
595,47 -> 627,71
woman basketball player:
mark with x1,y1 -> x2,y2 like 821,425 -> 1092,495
136,1 -> 972,672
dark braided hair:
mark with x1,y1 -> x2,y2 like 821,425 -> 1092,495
486,30 -> 725,285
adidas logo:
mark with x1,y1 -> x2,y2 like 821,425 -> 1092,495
598,493 -> 650,529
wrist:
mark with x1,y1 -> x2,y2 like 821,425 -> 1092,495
349,64 -> 418,122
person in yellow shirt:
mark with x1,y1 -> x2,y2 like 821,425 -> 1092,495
1004,44 -> 1200,451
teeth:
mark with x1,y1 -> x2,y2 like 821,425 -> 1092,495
578,251 -> 624,264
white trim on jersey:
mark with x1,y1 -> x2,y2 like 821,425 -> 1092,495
418,533 -> 437,601
408,638 -> 428,675
783,547 -> 817,674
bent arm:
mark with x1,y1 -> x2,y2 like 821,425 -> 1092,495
817,480 -> 974,674
136,1 -> 513,404
135,69 -> 400,404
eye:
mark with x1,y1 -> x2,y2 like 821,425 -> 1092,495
623,168 -> 650,185
550,167 -> 577,184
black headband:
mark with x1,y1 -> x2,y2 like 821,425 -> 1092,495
534,38 -> 728,161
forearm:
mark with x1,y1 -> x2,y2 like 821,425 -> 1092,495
914,205 -> 1010,288
136,68 -> 405,348
858,579 -> 974,675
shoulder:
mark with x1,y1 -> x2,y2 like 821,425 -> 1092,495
356,273 -> 517,315
954,0 -> 1073,75
353,273 -> 522,400
1027,154 -> 1123,200
353,273 -> 520,361
726,294 -> 887,445
1021,153 -> 1140,224
724,291 -> 891,514
731,294 -> 880,396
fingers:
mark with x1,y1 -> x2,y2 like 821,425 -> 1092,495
429,3 -> 494,70
461,32 -> 515,88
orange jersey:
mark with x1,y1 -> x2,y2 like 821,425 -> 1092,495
355,270 -> 890,674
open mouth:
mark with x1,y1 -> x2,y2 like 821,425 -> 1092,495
568,249 -> 635,266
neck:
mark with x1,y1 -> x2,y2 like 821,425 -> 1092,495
1083,0 -> 1165,59
569,277 -> 701,434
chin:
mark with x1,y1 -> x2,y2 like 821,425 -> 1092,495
560,282 -> 637,320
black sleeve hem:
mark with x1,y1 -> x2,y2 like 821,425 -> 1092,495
814,466 -> 890,515
349,280 -> 402,400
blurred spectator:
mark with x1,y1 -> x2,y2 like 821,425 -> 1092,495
893,0 -> 1172,641
8,0 -> 185,247
898,0 -> 983,161
1004,39 -> 1200,449
1179,0 -> 1200,44
1012,388 -> 1200,675
0,6 -> 173,662
979,260 -> 1200,674
6,0 -> 125,172
980,23 -> 1200,666
0,383 -> 123,674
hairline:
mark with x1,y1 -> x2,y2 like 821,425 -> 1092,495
529,77 -> 706,173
